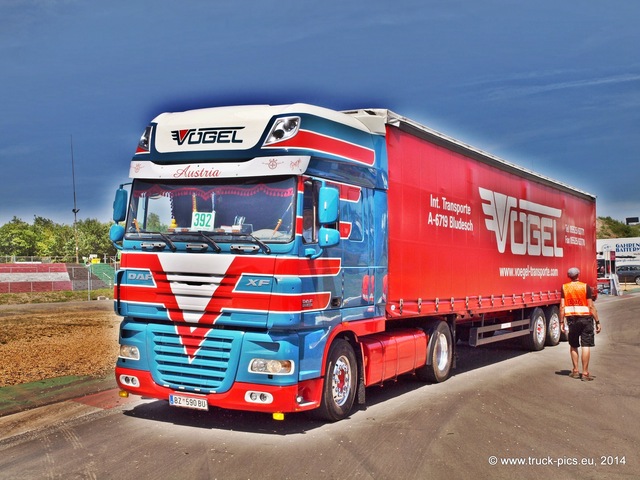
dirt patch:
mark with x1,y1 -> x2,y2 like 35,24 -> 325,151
0,301 -> 120,387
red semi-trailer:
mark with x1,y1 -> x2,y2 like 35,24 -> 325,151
112,105 -> 596,421
382,114 -> 596,338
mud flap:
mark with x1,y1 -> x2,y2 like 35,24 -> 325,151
357,377 -> 366,405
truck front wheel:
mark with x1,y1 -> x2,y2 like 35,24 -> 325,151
314,338 -> 357,422
416,321 -> 453,383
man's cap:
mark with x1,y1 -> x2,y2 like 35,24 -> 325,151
567,267 -> 580,279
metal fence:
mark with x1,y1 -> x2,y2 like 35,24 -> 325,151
0,255 -> 118,264
0,257 -> 120,294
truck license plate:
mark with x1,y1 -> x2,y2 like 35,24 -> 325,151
169,393 -> 209,411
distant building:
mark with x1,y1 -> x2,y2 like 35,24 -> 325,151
597,237 -> 640,263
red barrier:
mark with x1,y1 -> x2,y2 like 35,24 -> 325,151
0,264 -> 73,293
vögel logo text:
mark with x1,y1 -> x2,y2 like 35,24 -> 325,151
479,187 -> 563,257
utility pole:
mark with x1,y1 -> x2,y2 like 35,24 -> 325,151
71,135 -> 80,264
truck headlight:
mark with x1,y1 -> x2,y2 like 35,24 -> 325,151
119,344 -> 140,360
249,358 -> 294,375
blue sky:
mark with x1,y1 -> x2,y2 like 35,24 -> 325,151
1,0 -> 638,226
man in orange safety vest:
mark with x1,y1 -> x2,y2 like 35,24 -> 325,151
559,267 -> 601,381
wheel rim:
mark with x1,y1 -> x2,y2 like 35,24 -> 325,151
535,316 -> 545,344
548,314 -> 560,342
434,332 -> 450,372
331,355 -> 352,407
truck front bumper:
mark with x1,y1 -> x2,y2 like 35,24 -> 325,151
116,367 -> 324,414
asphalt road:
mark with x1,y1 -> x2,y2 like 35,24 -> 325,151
0,293 -> 638,479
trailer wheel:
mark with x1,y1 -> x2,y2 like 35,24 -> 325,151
545,306 -> 561,346
313,339 -> 357,422
523,307 -> 546,351
416,321 -> 453,383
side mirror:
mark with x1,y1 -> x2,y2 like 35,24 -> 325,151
318,227 -> 339,248
318,186 -> 339,224
113,187 -> 128,223
305,228 -> 340,259
109,224 -> 125,250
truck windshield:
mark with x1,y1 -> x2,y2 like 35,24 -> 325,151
125,176 -> 296,243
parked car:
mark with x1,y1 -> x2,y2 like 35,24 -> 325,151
615,264 -> 640,285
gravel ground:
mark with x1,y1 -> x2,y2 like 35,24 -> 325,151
0,300 -> 120,387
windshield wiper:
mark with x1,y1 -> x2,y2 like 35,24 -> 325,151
187,231 -> 222,253
229,233 -> 271,254
136,231 -> 177,251
248,234 -> 271,254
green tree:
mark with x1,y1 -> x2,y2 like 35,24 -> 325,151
32,216 -> 75,258
0,217 -> 116,262
146,212 -> 168,232
76,218 -> 117,261
0,217 -> 37,257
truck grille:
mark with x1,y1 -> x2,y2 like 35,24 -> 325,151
149,324 -> 240,393
164,271 -> 228,316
